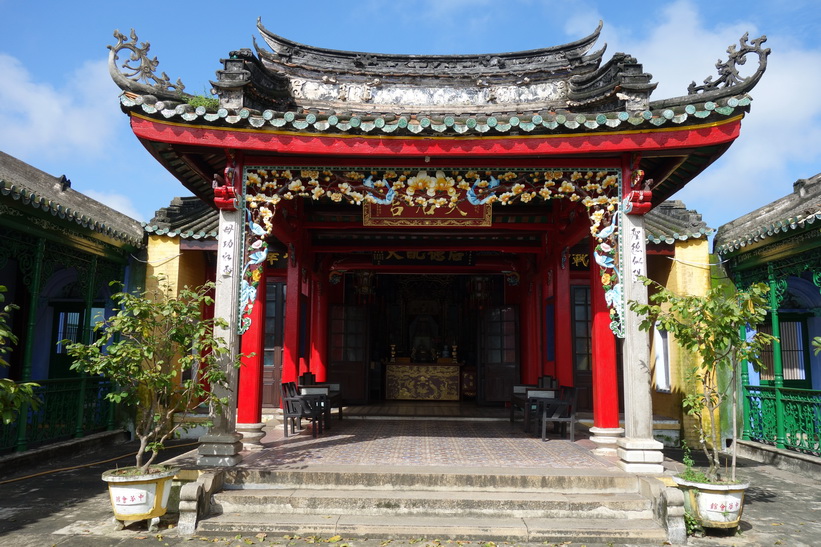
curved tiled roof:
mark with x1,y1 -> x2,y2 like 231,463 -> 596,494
108,24 -> 769,210
0,150 -> 144,247
645,200 -> 713,244
715,173 -> 821,255
110,24 -> 767,136
144,196 -> 218,239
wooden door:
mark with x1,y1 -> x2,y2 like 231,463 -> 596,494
478,305 -> 519,404
262,280 -> 286,407
328,305 -> 370,404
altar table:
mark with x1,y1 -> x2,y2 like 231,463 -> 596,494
385,363 -> 460,401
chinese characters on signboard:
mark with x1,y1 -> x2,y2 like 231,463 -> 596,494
219,222 -> 235,277
363,201 -> 491,227
372,251 -> 475,266
630,225 -> 646,278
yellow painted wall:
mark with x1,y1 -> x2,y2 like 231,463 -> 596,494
145,235 -> 208,295
647,238 -> 712,445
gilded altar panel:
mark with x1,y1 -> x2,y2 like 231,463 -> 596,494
385,364 -> 460,401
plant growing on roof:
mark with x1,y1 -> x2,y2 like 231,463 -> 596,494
65,279 -> 241,474
0,285 -> 40,425
630,280 -> 775,483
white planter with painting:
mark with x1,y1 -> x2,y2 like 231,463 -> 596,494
672,476 -> 749,529
102,466 -> 179,530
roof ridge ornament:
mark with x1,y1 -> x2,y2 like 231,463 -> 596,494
108,29 -> 190,101
688,33 -> 770,95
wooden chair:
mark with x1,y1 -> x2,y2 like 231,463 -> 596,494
300,385 -> 332,429
540,386 -> 577,441
523,388 -> 558,433
282,382 -> 324,437
510,384 -> 537,423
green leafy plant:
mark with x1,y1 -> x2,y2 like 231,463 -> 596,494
630,281 -> 775,482
0,285 -> 40,425
186,93 -> 219,111
684,509 -> 702,536
65,279 -> 241,473
679,441 -> 709,483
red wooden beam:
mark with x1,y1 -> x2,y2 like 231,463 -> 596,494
131,115 -> 743,160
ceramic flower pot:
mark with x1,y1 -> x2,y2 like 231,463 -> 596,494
102,466 -> 179,528
673,475 -> 749,529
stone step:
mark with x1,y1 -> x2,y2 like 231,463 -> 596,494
211,487 -> 653,519
197,513 -> 668,544
223,468 -> 641,493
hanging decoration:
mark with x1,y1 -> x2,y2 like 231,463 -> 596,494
241,166 -> 626,335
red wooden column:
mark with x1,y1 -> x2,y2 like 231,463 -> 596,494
236,277 -> 266,449
520,275 -> 541,384
310,274 -> 329,382
282,248 -> 301,386
588,242 -> 624,454
553,247 -> 574,388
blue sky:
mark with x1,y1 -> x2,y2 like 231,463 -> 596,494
1,0 -> 819,231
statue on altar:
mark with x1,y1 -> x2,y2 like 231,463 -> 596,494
409,314 -> 438,362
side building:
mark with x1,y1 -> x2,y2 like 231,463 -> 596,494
0,150 -> 144,452
715,172 -> 821,462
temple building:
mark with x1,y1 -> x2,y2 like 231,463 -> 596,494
108,21 -> 769,471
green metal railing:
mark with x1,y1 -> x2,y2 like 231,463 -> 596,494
744,385 -> 821,457
0,377 -> 115,453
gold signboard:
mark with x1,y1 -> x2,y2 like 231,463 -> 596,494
363,201 -> 491,227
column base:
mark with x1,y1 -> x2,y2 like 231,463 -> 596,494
236,422 -> 266,450
616,437 -> 664,474
588,426 -> 624,455
197,431 -> 244,466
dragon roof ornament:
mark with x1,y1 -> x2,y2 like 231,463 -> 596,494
689,33 -> 770,95
650,33 -> 769,109
108,29 -> 191,101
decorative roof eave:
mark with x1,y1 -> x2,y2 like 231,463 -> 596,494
644,200 -> 714,245
567,52 -> 657,111
715,208 -> 821,255
128,111 -> 743,163
119,92 -> 752,137
143,223 -> 218,240
143,196 -> 219,240
255,18 -> 605,79
0,178 -> 145,248
646,227 -> 713,245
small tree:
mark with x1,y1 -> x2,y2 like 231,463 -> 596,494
0,285 -> 39,425
630,281 -> 775,482
66,280 -> 240,474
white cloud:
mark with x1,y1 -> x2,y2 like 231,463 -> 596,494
602,0 -> 821,227
0,54 -> 120,161
84,190 -> 145,222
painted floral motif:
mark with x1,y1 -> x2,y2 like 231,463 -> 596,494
241,166 -> 625,335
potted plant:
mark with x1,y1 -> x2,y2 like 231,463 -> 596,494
65,279 -> 239,530
630,280 -> 775,531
